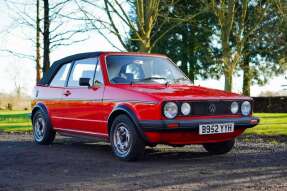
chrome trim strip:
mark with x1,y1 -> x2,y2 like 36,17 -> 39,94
35,98 -> 102,101
34,98 -> 158,104
52,116 -> 107,123
103,99 -> 158,104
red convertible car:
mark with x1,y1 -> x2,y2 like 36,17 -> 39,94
31,52 -> 259,161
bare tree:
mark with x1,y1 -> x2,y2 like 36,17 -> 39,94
43,0 -> 50,75
75,0 -> 203,53
36,0 -> 41,82
42,0 -> 90,76
2,0 -> 90,81
274,0 -> 287,88
273,0 -> 287,19
209,0 -> 274,92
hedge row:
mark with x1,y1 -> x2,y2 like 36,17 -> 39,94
253,96 -> 287,113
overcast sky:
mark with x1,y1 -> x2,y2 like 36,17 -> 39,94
0,1 -> 286,96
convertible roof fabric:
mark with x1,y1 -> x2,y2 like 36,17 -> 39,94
39,52 -> 101,85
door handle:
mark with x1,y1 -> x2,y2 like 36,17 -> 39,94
64,90 -> 71,96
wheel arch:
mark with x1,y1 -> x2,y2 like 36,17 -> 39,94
107,105 -> 148,143
31,102 -> 49,120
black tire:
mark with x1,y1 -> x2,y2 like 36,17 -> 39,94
32,110 -> 56,145
110,114 -> 145,161
203,139 -> 235,154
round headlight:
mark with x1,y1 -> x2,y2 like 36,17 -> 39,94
181,102 -> 191,116
241,101 -> 251,116
231,101 -> 239,114
164,102 -> 178,119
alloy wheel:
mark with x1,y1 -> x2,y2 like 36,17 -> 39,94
113,123 -> 131,156
34,116 -> 46,142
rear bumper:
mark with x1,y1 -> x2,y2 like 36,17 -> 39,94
139,116 -> 259,132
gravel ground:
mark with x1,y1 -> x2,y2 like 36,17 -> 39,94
0,133 -> 286,191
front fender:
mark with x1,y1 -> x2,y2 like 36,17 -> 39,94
31,102 -> 49,120
108,104 -> 148,143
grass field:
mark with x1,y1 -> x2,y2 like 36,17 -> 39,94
245,113 -> 287,136
0,111 -> 286,136
0,111 -> 32,132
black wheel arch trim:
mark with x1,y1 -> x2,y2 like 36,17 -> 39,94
31,102 -> 55,134
107,105 -> 149,143
31,102 -> 49,120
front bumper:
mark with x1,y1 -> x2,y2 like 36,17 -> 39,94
139,116 -> 260,132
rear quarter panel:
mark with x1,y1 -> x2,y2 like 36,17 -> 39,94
32,86 -> 65,128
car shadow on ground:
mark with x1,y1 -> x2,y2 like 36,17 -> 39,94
0,136 -> 286,190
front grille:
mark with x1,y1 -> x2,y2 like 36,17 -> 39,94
178,100 -> 248,116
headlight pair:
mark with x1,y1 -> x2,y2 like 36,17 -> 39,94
230,101 -> 251,116
163,102 -> 191,119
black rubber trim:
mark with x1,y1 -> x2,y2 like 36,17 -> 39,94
139,116 -> 260,132
39,52 -> 101,85
108,105 -> 149,143
31,103 -> 49,120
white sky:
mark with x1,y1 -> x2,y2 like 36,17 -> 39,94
0,1 -> 286,96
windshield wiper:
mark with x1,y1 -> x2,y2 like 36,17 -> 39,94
139,77 -> 167,81
174,77 -> 190,83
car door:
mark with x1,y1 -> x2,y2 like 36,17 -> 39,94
58,57 -> 107,136
38,62 -> 72,128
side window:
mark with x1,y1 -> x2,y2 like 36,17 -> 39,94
67,58 -> 97,87
50,63 -> 71,87
94,62 -> 104,85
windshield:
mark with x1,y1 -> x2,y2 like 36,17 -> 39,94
106,55 -> 191,85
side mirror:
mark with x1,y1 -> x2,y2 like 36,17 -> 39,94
79,78 -> 91,87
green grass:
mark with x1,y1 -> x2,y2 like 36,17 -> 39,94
0,111 -> 286,135
244,113 -> 287,136
0,110 -> 32,132
0,110 -> 30,115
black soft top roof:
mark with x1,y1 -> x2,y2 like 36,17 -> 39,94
39,52 -> 101,85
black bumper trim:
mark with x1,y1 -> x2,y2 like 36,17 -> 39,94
139,117 -> 260,132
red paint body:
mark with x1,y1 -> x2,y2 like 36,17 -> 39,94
32,52 -> 258,145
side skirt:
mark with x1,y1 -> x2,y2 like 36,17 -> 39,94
55,128 -> 109,142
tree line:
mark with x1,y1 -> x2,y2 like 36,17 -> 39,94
3,0 -> 287,95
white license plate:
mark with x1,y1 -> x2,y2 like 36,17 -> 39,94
199,123 -> 234,135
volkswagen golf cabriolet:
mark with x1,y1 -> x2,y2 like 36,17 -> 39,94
31,52 -> 259,161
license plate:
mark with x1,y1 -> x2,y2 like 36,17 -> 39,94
199,123 -> 234,135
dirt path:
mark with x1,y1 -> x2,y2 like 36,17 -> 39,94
0,133 -> 286,191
